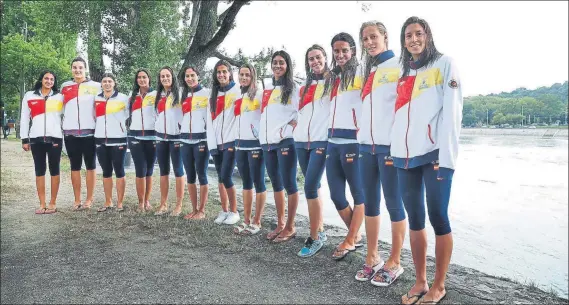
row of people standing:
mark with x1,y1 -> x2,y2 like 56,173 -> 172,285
20,16 -> 461,305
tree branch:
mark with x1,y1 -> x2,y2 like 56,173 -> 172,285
185,0 -> 201,46
202,0 -> 249,52
212,50 -> 244,67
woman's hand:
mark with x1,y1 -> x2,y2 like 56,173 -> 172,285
288,120 -> 297,128
22,144 -> 30,151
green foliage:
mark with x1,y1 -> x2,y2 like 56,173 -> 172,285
464,82 -> 568,126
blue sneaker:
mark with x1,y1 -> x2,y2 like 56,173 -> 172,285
298,237 -> 324,258
318,231 -> 328,242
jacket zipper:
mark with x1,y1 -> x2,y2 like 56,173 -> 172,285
141,92 -> 146,136
307,80 -> 318,149
163,92 -> 170,140
369,79 -> 375,154
43,95 -> 48,142
105,96 -> 110,144
221,92 -> 226,150
189,88 -> 194,139
331,94 -> 338,137
404,72 -> 416,169
237,93 -> 244,147
266,89 -> 271,151
76,83 -> 81,133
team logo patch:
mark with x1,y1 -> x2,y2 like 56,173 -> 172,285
119,146 -> 124,150
384,156 -> 393,166
53,143 -> 59,147
448,79 -> 459,89
345,153 -> 356,158
346,158 -> 353,163
228,147 -> 234,152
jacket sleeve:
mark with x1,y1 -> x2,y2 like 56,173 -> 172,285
20,92 -> 31,144
206,101 -> 218,155
438,56 -> 463,177
289,85 -> 300,122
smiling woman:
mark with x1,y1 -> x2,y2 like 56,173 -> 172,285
19,70 -> 64,215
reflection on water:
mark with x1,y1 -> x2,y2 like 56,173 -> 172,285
294,135 -> 568,298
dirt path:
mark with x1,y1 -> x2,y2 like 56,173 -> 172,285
1,139 -> 566,304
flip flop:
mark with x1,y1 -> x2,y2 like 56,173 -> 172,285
72,204 -> 82,211
35,208 -> 46,214
44,208 -> 57,214
332,246 -> 356,261
402,291 -> 428,305
97,205 -> 115,212
242,224 -> 261,235
417,292 -> 447,305
266,229 -> 283,240
116,207 -> 125,212
273,232 -> 297,243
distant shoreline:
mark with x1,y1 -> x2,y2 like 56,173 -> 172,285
461,127 -> 569,138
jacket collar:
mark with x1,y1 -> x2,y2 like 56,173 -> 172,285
409,56 -> 426,70
34,89 -> 54,97
190,84 -> 203,92
98,90 -> 119,99
218,81 -> 235,92
138,88 -> 154,96
272,77 -> 284,86
373,50 -> 395,66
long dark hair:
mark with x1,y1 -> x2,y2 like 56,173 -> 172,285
330,32 -> 358,93
209,60 -> 234,114
154,66 -> 180,109
181,66 -> 201,100
101,72 -> 119,93
33,70 -> 59,94
301,44 -> 332,102
271,50 -> 294,105
399,16 -> 442,77
239,63 -> 258,101
129,69 -> 151,111
360,21 -> 389,86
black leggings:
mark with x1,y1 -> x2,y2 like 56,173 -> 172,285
181,142 -> 209,185
129,138 -> 157,178
31,139 -> 63,176
96,144 -> 127,178
64,135 -> 96,171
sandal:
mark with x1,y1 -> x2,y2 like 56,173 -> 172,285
44,208 -> 57,214
355,260 -> 385,281
233,222 -> 249,234
80,201 -> 93,210
402,290 -> 428,305
371,264 -> 404,287
72,204 -> 82,211
273,231 -> 296,243
97,205 -> 115,212
184,211 -> 197,220
417,292 -> 446,305
266,229 -> 283,240
242,224 -> 261,235
332,246 -> 356,261
35,208 -> 46,214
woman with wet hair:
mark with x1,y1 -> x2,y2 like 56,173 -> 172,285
260,50 -> 300,243
179,66 -> 211,220
232,63 -> 267,235
128,69 -> 157,213
355,21 -> 407,286
207,60 -> 242,226
326,32 -> 365,260
392,16 -> 463,305
294,44 -> 332,257
94,73 -> 130,212
154,66 -> 185,217
20,70 -> 64,214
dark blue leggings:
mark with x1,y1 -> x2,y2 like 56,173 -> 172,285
64,135 -> 96,171
263,144 -> 298,195
181,142 -> 209,185
296,147 -> 326,200
213,148 -> 236,188
236,149 -> 266,193
326,142 -> 364,210
360,152 -> 406,220
128,138 -> 156,178
397,163 -> 454,236
156,140 -> 184,177
96,144 -> 127,178
31,139 -> 63,176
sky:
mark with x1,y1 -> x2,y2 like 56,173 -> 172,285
207,1 -> 569,97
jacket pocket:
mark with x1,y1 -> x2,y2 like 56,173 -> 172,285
427,124 -> 435,144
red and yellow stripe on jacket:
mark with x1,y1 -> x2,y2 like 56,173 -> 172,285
19,90 -> 64,144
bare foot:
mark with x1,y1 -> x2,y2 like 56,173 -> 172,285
418,287 -> 446,304
184,211 -> 197,220
145,201 -> 153,211
81,199 -> 93,210
192,211 -> 205,219
266,226 -> 285,240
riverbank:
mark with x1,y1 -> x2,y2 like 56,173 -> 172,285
1,139 -> 566,304
462,127 -> 568,138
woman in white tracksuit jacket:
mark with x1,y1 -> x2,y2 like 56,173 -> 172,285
20,70 -> 64,214
394,16 -> 463,305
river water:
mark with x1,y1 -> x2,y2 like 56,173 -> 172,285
293,135 -> 568,298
